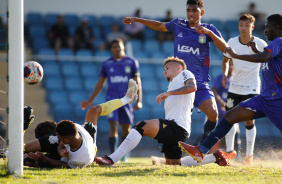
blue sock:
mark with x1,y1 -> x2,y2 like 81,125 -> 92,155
109,137 -> 118,153
199,118 -> 233,154
200,120 -> 217,144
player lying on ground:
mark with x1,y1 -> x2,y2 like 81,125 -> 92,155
178,14 -> 282,163
23,79 -> 138,168
95,57 -> 229,166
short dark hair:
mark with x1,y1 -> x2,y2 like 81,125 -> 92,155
267,14 -> 282,30
34,120 -> 57,138
239,14 -> 256,24
186,0 -> 204,10
109,38 -> 124,48
56,120 -> 77,137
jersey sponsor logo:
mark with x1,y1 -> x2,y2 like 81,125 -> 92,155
198,34 -> 206,44
125,66 -> 131,74
262,63 -> 269,70
178,33 -> 183,37
110,76 -> 128,83
48,135 -> 59,144
178,44 -> 200,55
226,98 -> 234,108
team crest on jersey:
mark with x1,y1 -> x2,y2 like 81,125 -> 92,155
125,66 -> 131,74
198,34 -> 206,44
226,98 -> 234,109
108,112 -> 113,118
48,135 -> 59,144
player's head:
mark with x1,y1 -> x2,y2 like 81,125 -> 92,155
186,0 -> 205,26
264,14 -> 282,41
34,120 -> 57,138
56,120 -> 78,144
163,57 -> 187,81
109,38 -> 125,59
238,14 -> 255,36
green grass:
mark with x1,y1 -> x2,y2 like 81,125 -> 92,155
0,158 -> 282,184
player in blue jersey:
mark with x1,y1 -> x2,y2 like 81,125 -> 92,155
81,38 -> 142,159
178,14 -> 282,163
122,0 -> 228,143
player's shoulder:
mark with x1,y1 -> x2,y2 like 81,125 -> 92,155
227,36 -> 239,45
123,56 -> 139,64
181,70 -> 195,79
172,18 -> 189,25
253,36 -> 268,45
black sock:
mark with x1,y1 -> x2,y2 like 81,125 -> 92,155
108,137 -> 117,153
200,120 -> 217,144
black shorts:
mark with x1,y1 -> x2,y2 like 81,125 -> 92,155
226,92 -> 258,111
154,119 -> 189,159
38,134 -> 60,156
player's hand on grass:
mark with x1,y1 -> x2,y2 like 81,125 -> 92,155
81,100 -> 92,110
59,149 -> 70,157
28,152 -> 47,162
156,92 -> 169,105
122,17 -> 136,24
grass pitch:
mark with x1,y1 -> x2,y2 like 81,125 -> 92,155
0,157 -> 282,184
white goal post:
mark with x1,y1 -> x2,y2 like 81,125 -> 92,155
8,0 -> 24,176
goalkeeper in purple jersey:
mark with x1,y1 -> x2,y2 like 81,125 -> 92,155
178,14 -> 282,163
122,0 -> 228,143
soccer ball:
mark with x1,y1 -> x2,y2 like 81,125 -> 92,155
24,61 -> 44,85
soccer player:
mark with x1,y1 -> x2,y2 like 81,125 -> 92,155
25,79 -> 139,168
81,38 -> 142,160
221,14 -> 268,165
178,14 -> 282,164
122,0 -> 228,143
95,57 -> 229,166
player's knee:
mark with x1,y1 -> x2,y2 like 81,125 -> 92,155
207,109 -> 218,122
88,105 -> 102,115
133,121 -> 146,136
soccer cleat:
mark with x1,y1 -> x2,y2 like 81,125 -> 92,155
222,150 -> 237,162
178,141 -> 203,163
242,155 -> 253,166
126,79 -> 138,104
213,149 -> 230,166
24,106 -> 35,131
94,155 -> 114,165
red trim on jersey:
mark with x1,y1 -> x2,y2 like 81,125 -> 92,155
267,48 -> 272,53
275,73 -> 282,83
203,56 -> 210,67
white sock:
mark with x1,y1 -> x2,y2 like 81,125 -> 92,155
181,154 -> 216,166
225,125 -> 236,152
109,129 -> 142,163
120,96 -> 131,105
246,125 -> 256,156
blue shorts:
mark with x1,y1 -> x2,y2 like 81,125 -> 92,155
239,95 -> 282,131
194,82 -> 214,111
107,104 -> 134,125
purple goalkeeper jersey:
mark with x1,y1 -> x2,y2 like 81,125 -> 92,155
261,37 -> 282,100
100,56 -> 139,100
165,18 -> 222,85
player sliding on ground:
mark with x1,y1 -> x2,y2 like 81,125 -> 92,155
178,14 -> 282,164
23,79 -> 138,168
95,57 -> 229,166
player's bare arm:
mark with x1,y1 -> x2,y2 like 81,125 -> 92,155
57,141 -> 70,157
156,78 -> 196,104
221,56 -> 230,88
247,41 -> 259,53
122,17 -> 168,32
196,26 -> 228,53
28,152 -> 70,168
225,47 -> 272,63
81,77 -> 107,110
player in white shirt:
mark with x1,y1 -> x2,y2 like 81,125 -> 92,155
221,14 -> 268,165
25,79 -> 139,168
95,57 -> 229,166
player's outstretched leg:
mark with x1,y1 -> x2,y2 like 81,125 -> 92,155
178,141 -> 204,163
